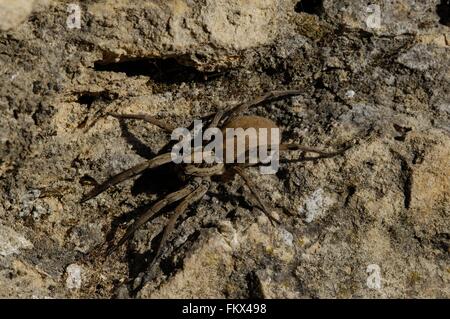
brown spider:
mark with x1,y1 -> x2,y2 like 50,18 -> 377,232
80,90 -> 347,277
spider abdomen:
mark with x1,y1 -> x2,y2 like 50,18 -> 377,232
221,115 -> 280,163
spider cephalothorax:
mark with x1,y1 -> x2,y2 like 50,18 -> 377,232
80,90 -> 347,279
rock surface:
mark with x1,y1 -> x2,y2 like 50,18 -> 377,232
0,0 -> 449,298
0,0 -> 35,31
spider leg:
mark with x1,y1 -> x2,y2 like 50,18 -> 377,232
108,112 -> 175,133
107,183 -> 196,255
233,166 -> 280,225
148,180 -> 209,268
225,90 -> 303,119
208,110 -> 225,128
184,163 -> 224,177
279,143 -> 349,158
80,152 -> 172,203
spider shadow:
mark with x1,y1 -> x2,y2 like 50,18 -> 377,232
208,180 -> 256,214
103,163 -> 183,254
105,120 -> 187,277
125,205 -> 208,297
127,227 -> 203,283
126,227 -> 203,297
123,180 -> 254,294
117,119 -> 156,160
108,199 -> 192,297
115,118 -> 183,195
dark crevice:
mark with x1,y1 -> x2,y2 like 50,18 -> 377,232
76,91 -> 118,108
77,94 -> 96,107
431,233 -> 450,254
104,202 -> 156,249
437,0 -> 450,27
93,57 -> 219,84
313,77 -> 326,90
400,158 -> 413,209
344,185 -> 356,206
393,123 -> 412,141
160,230 -> 202,277
294,0 -> 324,16
126,231 -> 162,280
412,150 -> 425,165
124,204 -> 202,295
126,227 -> 202,296
246,271 -> 265,299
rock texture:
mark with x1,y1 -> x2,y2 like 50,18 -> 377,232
0,0 -> 449,298
0,0 -> 35,31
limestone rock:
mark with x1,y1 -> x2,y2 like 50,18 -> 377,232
0,0 -> 34,31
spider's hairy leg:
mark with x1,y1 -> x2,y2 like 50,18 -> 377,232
184,163 -> 225,177
80,153 -> 173,203
279,143 -> 350,159
233,166 -> 280,225
148,179 -> 209,269
108,112 -> 175,133
208,110 -> 225,128
226,89 -> 303,119
107,183 -> 197,255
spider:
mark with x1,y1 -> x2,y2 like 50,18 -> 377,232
80,90 -> 347,278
